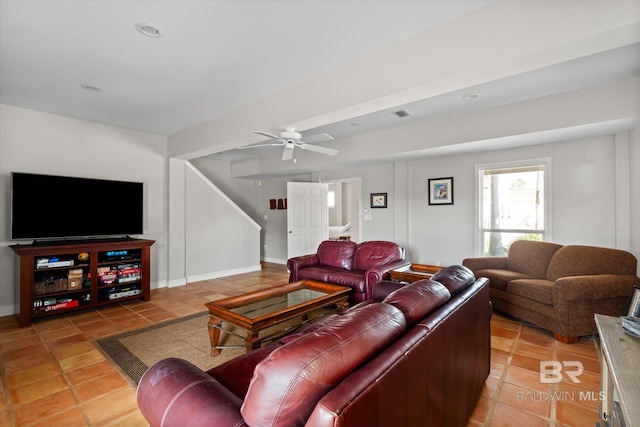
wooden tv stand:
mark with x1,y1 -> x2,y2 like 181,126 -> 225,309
11,238 -> 154,327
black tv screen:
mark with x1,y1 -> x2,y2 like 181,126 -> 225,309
11,172 -> 143,241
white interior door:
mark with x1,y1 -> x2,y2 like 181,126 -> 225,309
287,182 -> 329,259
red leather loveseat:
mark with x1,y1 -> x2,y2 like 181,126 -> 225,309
287,240 -> 410,303
137,265 -> 491,427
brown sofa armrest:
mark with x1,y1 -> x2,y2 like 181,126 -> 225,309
287,254 -> 320,282
462,257 -> 507,272
552,275 -> 638,304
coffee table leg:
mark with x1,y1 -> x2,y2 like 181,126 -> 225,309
208,316 -> 222,356
246,331 -> 261,353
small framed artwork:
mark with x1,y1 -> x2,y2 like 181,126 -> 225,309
370,193 -> 387,208
627,285 -> 640,318
428,177 -> 454,205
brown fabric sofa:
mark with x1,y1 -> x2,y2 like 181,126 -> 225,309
462,240 -> 640,343
137,265 -> 491,427
287,240 -> 410,303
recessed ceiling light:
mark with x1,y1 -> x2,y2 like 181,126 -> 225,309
462,93 -> 479,100
135,22 -> 162,38
81,84 -> 102,93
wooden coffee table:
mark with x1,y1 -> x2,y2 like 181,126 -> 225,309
389,263 -> 443,283
205,280 -> 350,356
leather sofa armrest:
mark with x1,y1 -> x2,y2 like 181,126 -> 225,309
137,358 -> 247,427
364,259 -> 412,288
287,254 -> 320,282
552,275 -> 639,304
372,280 -> 407,301
462,256 -> 508,272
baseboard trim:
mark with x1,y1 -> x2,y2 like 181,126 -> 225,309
187,264 -> 262,283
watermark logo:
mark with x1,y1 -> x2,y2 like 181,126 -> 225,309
539,361 -> 583,384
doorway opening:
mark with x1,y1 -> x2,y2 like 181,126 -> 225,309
326,178 -> 361,243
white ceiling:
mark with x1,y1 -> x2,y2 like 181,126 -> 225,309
0,0 -> 491,135
1,1 -> 639,177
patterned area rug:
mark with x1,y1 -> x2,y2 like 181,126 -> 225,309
95,312 -> 250,386
95,310 -> 330,386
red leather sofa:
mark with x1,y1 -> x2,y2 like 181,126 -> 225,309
136,265 -> 491,427
287,240 -> 411,303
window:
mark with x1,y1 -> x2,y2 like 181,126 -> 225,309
476,159 -> 551,256
328,190 -> 335,208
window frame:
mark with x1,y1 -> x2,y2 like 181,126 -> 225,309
474,158 -> 552,256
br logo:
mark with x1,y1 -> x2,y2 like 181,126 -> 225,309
539,361 -> 584,383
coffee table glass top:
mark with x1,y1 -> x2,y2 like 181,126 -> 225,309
230,288 -> 328,319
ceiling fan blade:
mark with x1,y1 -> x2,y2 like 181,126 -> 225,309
237,142 -> 284,149
299,144 -> 338,156
282,146 -> 294,160
302,133 -> 334,144
253,131 -> 284,141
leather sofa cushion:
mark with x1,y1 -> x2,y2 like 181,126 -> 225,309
326,270 -> 366,293
241,302 -> 407,427
546,245 -> 638,281
431,265 -> 475,296
507,279 -> 554,305
473,269 -> 533,291
353,241 -> 402,271
316,240 -> 357,270
383,279 -> 451,326
297,266 -> 345,282
506,240 -> 562,279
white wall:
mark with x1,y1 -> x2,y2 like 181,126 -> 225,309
0,105 -> 168,316
238,133 -> 630,268
183,164 -> 261,280
407,136 -> 619,266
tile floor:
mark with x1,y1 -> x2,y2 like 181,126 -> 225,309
0,263 -> 602,426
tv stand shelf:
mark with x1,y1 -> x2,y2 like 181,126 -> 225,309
11,239 -> 154,327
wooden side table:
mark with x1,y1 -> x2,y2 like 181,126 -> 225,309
594,314 -> 640,427
389,264 -> 442,283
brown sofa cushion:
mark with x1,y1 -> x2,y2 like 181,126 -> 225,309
383,279 -> 451,326
507,279 -> 554,305
474,269 -> 533,291
353,241 -> 402,271
546,245 -> 639,281
241,302 -> 406,427
316,240 -> 357,270
506,240 -> 562,279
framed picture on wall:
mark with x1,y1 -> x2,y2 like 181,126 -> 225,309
428,177 -> 454,205
370,193 -> 387,208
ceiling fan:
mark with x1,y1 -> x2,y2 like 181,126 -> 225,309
239,127 -> 338,160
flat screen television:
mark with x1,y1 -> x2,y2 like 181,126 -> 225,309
11,172 -> 143,241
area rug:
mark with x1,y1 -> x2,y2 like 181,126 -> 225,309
96,312 -> 252,387
95,310 -> 327,387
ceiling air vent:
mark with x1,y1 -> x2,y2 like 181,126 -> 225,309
392,109 -> 412,118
